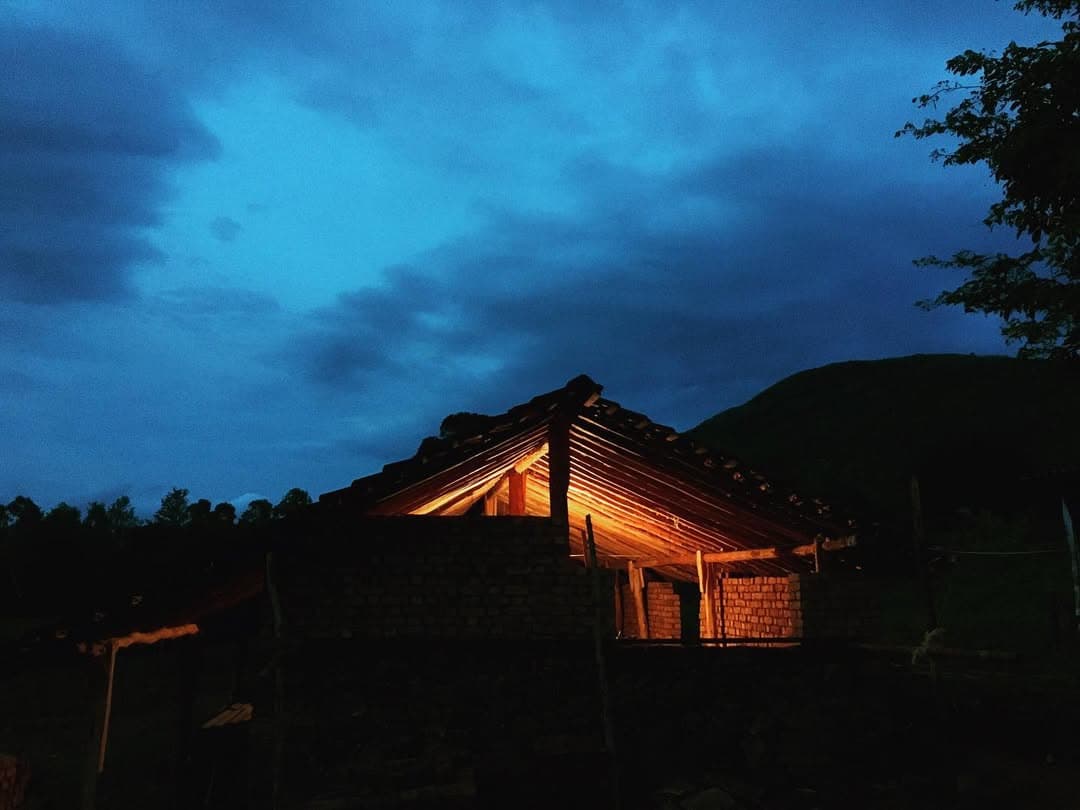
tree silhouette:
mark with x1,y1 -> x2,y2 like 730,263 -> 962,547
898,0 -> 1080,358
7,496 -> 43,530
213,501 -> 237,526
273,488 -> 313,520
154,487 -> 191,527
43,502 -> 81,532
240,498 -> 273,527
106,496 -> 139,532
187,498 -> 213,529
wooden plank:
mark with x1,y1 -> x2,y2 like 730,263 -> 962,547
637,547 -> 781,568
790,535 -> 857,556
718,570 -> 727,644
627,561 -> 649,639
513,443 -> 549,473
633,536 -> 858,570
699,556 -> 716,640
508,469 -> 528,515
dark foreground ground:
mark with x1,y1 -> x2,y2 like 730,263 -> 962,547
2,638 -> 1079,809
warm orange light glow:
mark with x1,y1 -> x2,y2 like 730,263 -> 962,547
111,623 -> 199,650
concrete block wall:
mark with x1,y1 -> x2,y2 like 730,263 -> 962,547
278,515 -> 612,640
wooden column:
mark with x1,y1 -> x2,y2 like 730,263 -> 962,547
627,561 -> 649,639
508,469 -> 528,515
548,416 -> 571,527
718,571 -> 727,645
483,489 -> 498,516
697,552 -> 716,641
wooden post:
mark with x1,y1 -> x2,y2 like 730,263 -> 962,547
483,489 -> 498,516
812,536 -> 823,574
81,653 -> 109,810
911,476 -> 937,629
697,551 -> 716,641
508,469 -> 528,515
613,571 -> 624,637
548,416 -> 571,528
585,515 -> 621,810
97,642 -> 118,774
1063,499 -> 1080,637
718,570 -> 727,646
627,561 -> 649,639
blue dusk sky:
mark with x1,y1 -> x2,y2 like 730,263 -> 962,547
1,2 -> 1061,515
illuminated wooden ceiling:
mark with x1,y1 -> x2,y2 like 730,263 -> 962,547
320,375 -> 855,579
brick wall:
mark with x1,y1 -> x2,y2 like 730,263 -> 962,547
615,572 -> 887,642
277,515 -> 612,641
700,573 -> 889,641
645,581 -> 682,639
701,575 -> 803,639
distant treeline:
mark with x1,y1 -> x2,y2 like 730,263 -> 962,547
0,487 -> 313,618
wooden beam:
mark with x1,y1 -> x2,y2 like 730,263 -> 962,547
483,489 -> 498,516
508,469 -> 528,515
548,416 -> 571,527
792,535 -> 857,556
633,536 -> 858,570
513,443 -> 549,474
627,561 -> 649,639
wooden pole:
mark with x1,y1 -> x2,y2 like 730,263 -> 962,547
508,469 -> 528,515
718,570 -> 727,646
613,569 -> 624,637
483,489 -> 498,516
697,551 -> 716,641
627,561 -> 649,639
585,515 -> 621,810
911,476 -> 937,629
97,642 -> 118,774
1063,499 -> 1080,637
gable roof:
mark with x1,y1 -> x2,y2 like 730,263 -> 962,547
320,375 -> 855,579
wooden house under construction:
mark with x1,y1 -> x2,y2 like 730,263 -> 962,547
313,374 -> 864,643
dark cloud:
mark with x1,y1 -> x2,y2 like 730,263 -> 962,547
289,144 -> 1009,435
157,286 -> 280,316
210,216 -> 243,243
0,22 -> 219,304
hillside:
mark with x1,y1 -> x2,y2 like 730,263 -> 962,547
689,354 -> 1080,529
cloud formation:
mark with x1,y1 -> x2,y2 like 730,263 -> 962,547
1,22 -> 218,303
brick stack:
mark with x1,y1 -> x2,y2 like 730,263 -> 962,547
703,575 -> 803,640
644,582 -> 682,639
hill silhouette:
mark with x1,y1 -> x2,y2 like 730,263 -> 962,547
689,354 -> 1080,530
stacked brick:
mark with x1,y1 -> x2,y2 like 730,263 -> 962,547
617,573 -> 884,643
702,575 -> 803,639
278,515 -> 612,641
644,581 -> 682,639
